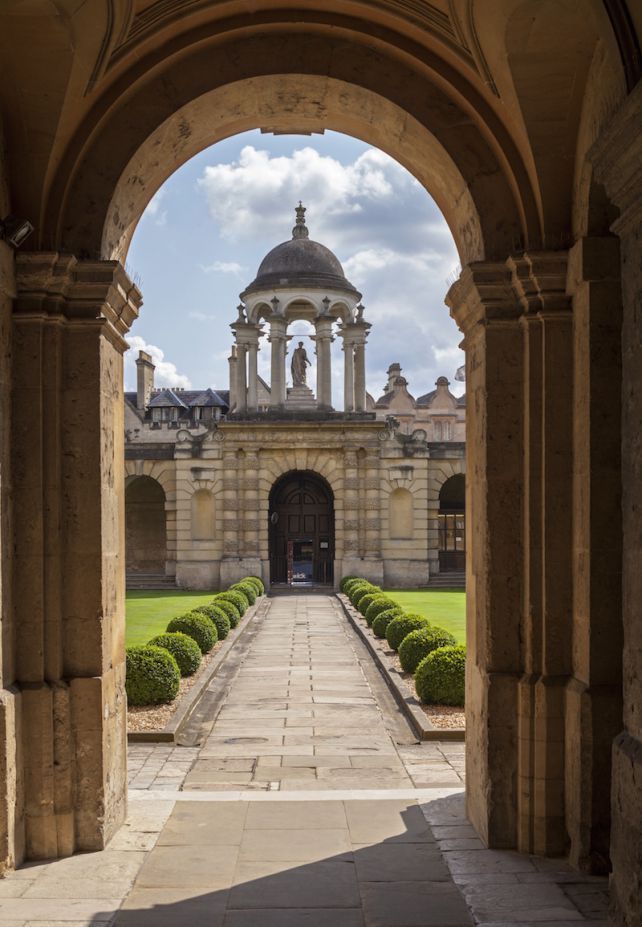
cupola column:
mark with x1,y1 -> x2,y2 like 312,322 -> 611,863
269,316 -> 288,407
343,336 -> 355,412
230,312 -> 262,414
313,317 -> 334,410
351,318 -> 371,412
247,342 -> 259,412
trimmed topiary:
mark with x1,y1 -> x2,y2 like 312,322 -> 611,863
126,645 -> 180,705
340,575 -> 359,593
231,581 -> 256,605
213,597 -> 241,628
364,596 -> 399,626
148,632 -> 202,677
352,585 -> 381,609
372,607 -> 405,638
386,613 -> 430,651
415,644 -> 466,706
347,582 -> 373,605
217,590 -> 248,616
344,577 -> 366,594
194,604 -> 231,640
398,626 -> 457,675
167,611 -> 218,653
357,592 -> 384,616
244,576 -> 264,596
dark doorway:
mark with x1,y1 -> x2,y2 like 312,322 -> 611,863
438,473 -> 465,572
125,476 -> 167,574
269,471 -> 334,586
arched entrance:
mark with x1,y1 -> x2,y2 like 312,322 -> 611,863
438,474 -> 465,572
269,471 -> 334,586
125,476 -> 167,576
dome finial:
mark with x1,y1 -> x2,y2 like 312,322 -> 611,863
292,201 -> 309,240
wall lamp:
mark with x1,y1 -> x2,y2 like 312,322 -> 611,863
0,215 -> 34,249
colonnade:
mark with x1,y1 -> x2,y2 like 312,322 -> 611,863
229,309 -> 371,413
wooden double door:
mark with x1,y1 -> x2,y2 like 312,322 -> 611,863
269,472 -> 334,585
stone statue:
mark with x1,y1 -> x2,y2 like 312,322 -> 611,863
291,341 -> 311,386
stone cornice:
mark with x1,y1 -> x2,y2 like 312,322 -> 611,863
14,253 -> 142,350
447,254 -> 570,336
590,79 -> 642,236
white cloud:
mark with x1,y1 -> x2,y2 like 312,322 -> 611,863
199,260 -> 245,275
125,335 -> 192,389
197,145 -> 404,245
189,311 -> 217,322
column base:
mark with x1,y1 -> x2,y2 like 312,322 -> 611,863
339,558 -> 384,587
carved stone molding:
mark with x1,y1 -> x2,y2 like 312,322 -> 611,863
14,253 -> 142,352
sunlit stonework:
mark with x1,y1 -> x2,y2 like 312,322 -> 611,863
125,206 -> 466,590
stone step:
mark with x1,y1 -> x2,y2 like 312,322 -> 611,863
126,573 -> 176,590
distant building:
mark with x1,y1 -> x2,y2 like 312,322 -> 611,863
125,207 -> 465,589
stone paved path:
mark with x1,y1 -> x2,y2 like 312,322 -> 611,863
0,594 -> 609,926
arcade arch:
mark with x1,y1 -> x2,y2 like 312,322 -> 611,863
268,471 -> 335,586
125,476 -> 167,575
1,4 -> 639,921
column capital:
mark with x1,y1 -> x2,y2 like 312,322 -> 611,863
15,252 -> 142,351
230,320 -> 263,346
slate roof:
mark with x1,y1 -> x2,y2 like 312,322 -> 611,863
148,389 -> 188,408
125,388 -> 230,412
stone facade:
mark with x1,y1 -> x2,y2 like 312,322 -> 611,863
124,375 -> 465,592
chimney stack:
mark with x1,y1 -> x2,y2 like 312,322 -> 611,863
136,350 -> 155,410
386,362 -> 402,393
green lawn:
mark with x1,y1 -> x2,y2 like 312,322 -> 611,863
125,590 -> 217,647
382,589 -> 466,643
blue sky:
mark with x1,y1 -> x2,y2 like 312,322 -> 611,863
126,129 -> 463,404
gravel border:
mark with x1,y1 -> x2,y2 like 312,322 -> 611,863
127,596 -> 264,743
337,593 -> 466,742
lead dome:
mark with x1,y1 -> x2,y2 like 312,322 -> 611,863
241,203 -> 361,298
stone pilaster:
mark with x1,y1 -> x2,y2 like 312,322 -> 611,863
510,252 -> 574,857
12,253 -> 141,860
591,79 -> 642,924
447,261 -> 524,849
565,235 -> 623,873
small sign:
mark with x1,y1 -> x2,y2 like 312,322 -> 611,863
320,541 -> 329,549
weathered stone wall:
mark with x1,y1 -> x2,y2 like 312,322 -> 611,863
591,80 -> 642,927
11,254 -> 140,862
124,420 -> 463,591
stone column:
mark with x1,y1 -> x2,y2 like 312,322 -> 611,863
591,80 -> 642,923
12,253 -> 141,860
236,344 -> 247,413
447,263 -> 525,849
341,328 -> 355,412
247,342 -> 259,412
269,317 -> 288,408
354,343 -> 366,412
228,346 -> 238,412
314,317 -> 334,409
350,320 -> 371,412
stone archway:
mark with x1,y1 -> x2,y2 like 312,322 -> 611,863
438,474 -> 466,573
1,6 -> 639,917
125,476 -> 167,577
269,471 -> 335,586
